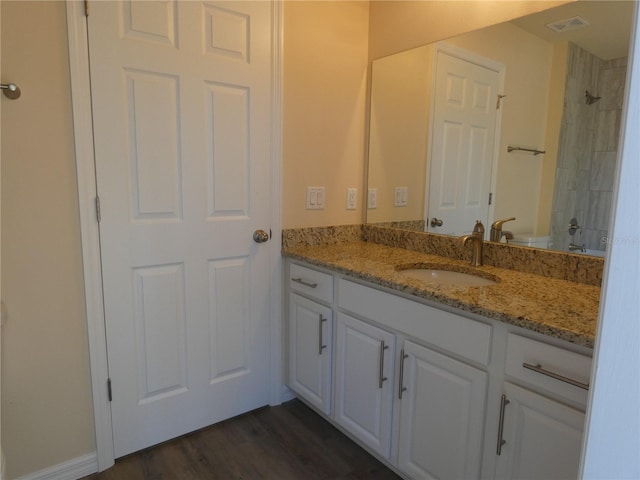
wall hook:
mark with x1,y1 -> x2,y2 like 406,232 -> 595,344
1,83 -> 21,99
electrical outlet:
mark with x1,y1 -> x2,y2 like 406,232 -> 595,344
368,188 -> 377,209
346,188 -> 357,210
306,186 -> 325,209
394,187 -> 408,207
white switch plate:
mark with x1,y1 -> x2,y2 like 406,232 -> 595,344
346,188 -> 357,210
368,188 -> 377,209
306,186 -> 325,209
394,187 -> 408,207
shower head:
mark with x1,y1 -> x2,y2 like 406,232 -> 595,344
585,90 -> 601,105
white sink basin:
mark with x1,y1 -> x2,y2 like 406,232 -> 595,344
398,267 -> 498,286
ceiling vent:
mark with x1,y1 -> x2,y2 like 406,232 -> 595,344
546,16 -> 591,33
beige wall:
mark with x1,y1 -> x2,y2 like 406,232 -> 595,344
282,1 -> 369,228
537,41 -> 568,235
367,45 -> 433,224
1,2 -> 95,478
368,0 -> 573,60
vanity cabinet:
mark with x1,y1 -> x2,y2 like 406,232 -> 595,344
398,340 -> 487,480
334,313 -> 396,457
288,264 -> 334,415
495,382 -> 585,480
285,260 -> 592,480
494,333 -> 591,480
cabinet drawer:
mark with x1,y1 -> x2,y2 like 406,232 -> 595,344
338,279 -> 491,365
505,334 -> 591,406
289,263 -> 333,304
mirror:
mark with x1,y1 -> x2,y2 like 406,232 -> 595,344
366,1 -> 632,256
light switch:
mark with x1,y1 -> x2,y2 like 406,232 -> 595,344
394,187 -> 408,207
368,188 -> 377,209
306,186 -> 325,210
346,188 -> 357,210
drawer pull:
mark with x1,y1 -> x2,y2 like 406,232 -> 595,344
522,362 -> 589,390
378,340 -> 390,389
496,394 -> 510,456
398,349 -> 409,399
318,315 -> 327,355
292,277 -> 318,289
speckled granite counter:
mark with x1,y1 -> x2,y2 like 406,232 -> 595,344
283,241 -> 600,348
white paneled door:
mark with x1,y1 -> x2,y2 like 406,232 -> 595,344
427,48 -> 501,236
87,1 -> 273,457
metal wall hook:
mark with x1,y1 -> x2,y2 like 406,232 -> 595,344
1,83 -> 21,99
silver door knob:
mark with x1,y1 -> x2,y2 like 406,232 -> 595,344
430,218 -> 444,227
253,229 -> 269,243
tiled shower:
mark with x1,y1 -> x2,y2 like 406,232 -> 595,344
550,43 -> 626,253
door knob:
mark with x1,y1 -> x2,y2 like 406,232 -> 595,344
253,229 -> 269,243
430,218 -> 444,227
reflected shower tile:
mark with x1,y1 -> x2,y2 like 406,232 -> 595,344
582,229 -> 608,251
598,66 -> 626,110
585,191 -> 612,231
594,110 -> 621,151
590,151 -> 617,191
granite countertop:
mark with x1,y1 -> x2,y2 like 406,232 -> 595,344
283,241 -> 600,348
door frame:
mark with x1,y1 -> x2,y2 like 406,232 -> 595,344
423,42 -> 505,233
65,1 -> 283,471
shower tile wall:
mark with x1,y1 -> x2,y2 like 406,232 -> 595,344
550,44 -> 626,253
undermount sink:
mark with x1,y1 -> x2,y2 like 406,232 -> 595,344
397,264 -> 499,287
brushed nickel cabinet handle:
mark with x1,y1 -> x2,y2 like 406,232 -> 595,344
318,315 -> 327,355
522,362 -> 589,390
496,394 -> 510,456
292,277 -> 318,289
398,349 -> 409,399
378,340 -> 390,389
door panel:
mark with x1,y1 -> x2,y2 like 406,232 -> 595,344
88,0 -> 272,457
428,50 -> 501,236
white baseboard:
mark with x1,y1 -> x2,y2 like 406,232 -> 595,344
281,385 -> 296,403
13,453 -> 97,480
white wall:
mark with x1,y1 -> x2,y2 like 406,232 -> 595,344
581,3 -> 640,477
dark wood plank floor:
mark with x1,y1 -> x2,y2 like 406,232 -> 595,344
82,399 -> 401,480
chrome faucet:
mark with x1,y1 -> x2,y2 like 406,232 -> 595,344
459,220 -> 485,266
490,217 -> 516,242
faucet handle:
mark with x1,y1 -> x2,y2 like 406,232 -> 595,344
491,217 -> 516,229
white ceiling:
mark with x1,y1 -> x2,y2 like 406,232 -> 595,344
511,0 -> 634,60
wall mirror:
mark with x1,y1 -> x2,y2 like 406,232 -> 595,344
366,1 -> 633,256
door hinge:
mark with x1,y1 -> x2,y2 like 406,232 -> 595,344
488,192 -> 493,205
95,196 -> 101,223
84,0 -> 89,17
107,378 -> 113,402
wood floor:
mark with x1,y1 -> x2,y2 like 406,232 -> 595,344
82,399 -> 401,480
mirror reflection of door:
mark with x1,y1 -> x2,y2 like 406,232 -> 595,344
426,46 -> 504,236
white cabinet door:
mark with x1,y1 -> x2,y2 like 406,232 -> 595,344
495,382 -> 585,480
335,313 -> 396,458
289,293 -> 333,415
398,340 -> 487,480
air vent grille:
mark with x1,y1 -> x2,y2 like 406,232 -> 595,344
546,16 -> 591,33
